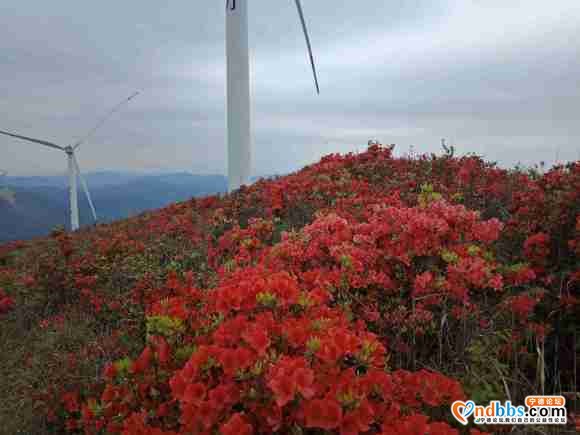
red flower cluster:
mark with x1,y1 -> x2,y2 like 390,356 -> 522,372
0,287 -> 14,314
73,262 -> 470,434
3,143 -> 578,434
524,232 -> 550,262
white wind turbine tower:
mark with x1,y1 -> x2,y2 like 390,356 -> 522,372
0,91 -> 140,231
225,0 -> 320,192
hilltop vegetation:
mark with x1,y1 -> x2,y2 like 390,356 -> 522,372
0,144 -> 578,434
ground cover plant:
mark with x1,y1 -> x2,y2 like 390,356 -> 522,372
0,143 -> 578,434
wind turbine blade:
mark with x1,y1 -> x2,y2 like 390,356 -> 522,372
0,129 -> 65,150
294,0 -> 320,94
72,90 -> 141,150
72,153 -> 97,222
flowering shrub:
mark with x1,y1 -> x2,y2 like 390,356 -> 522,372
72,267 -> 468,434
0,143 -> 578,433
0,287 -> 14,314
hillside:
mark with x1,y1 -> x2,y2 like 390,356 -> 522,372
0,144 -> 578,434
0,173 -> 227,242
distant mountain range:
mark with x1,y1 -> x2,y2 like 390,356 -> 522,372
0,172 -> 233,242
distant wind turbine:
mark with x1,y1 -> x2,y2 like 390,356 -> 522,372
0,91 -> 140,231
225,0 -> 320,192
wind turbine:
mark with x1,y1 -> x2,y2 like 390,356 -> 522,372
225,0 -> 320,192
0,91 -> 140,231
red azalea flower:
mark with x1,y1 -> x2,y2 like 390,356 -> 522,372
268,374 -> 295,407
61,391 -> 80,413
182,382 -> 206,405
101,384 -> 117,402
217,347 -> 254,376
293,367 -> 316,399
169,373 -> 187,398
0,296 -> 14,314
413,271 -> 434,297
242,327 -> 270,356
268,357 -> 316,406
220,413 -> 253,435
65,418 -> 78,431
506,294 -> 537,319
524,232 -> 550,261
131,346 -> 152,374
340,400 -> 374,435
304,398 -> 343,430
208,383 -> 239,408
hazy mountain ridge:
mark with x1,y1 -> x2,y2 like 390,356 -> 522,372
0,172 -> 228,242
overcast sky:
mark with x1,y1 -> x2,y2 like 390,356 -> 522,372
1,0 -> 579,176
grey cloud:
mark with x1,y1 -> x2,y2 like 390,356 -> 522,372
1,0 -> 579,176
